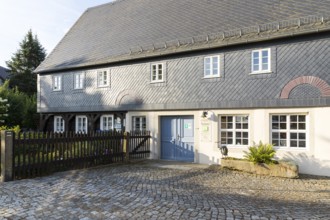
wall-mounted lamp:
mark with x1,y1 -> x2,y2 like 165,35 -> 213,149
201,111 -> 208,118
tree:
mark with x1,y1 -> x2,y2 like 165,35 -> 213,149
6,29 -> 46,95
0,81 -> 38,129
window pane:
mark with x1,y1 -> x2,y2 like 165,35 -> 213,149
290,123 -> 297,130
243,139 -> 248,145
290,140 -> 297,147
273,140 -> 279,146
290,133 -> 297,139
272,123 -> 278,129
298,115 -> 306,122
272,115 -> 279,122
290,115 -> 297,122
280,140 -> 286,146
253,51 -> 259,59
262,50 -> 268,57
280,123 -> 286,129
272,132 -> 279,139
299,123 -> 306,130
299,141 -> 306,148
262,63 -> 268,70
243,132 -> 248,138
299,133 -> 306,140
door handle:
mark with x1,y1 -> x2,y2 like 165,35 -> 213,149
177,134 -> 180,140
171,139 -> 175,144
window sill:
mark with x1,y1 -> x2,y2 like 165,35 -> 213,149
274,146 -> 308,151
203,75 -> 220,79
249,71 -> 272,75
150,80 -> 165,84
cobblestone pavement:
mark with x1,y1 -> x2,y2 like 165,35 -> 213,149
0,160 -> 330,220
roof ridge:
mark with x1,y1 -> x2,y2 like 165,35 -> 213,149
86,0 -> 127,11
129,13 -> 330,55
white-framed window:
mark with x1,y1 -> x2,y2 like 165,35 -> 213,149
54,116 -> 65,133
97,69 -> 110,87
251,48 -> 271,73
53,75 -> 62,91
204,55 -> 220,78
75,116 -> 88,133
220,115 -> 249,146
132,116 -> 146,131
151,63 -> 164,82
100,115 -> 114,131
271,114 -> 307,148
74,72 -> 85,89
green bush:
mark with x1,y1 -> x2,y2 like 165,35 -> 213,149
0,125 -> 21,133
243,141 -> 276,164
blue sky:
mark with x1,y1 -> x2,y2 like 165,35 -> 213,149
0,0 -> 112,67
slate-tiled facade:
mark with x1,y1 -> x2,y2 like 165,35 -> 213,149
38,33 -> 330,113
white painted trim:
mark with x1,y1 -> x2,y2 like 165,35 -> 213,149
269,113 -> 308,150
75,115 -> 88,133
204,55 -> 220,78
97,69 -> 110,87
52,75 -> 62,91
100,114 -> 114,131
73,71 -> 85,90
251,48 -> 271,74
150,63 -> 165,83
54,116 -> 65,132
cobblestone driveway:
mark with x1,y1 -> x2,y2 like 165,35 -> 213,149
0,160 -> 329,220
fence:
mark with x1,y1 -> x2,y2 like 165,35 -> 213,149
0,130 -> 151,181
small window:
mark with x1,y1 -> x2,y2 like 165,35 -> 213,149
204,55 -> 220,78
132,116 -> 146,131
271,114 -> 307,148
251,48 -> 271,73
53,75 -> 62,91
97,70 -> 110,87
220,115 -> 249,146
151,63 -> 164,82
76,116 -> 88,133
100,115 -> 114,131
54,116 -> 64,132
74,72 -> 85,89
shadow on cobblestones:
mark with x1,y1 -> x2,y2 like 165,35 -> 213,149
0,160 -> 329,219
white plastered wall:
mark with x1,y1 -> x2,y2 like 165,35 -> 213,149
126,107 -> 330,176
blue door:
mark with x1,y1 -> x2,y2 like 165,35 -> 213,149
161,116 -> 194,162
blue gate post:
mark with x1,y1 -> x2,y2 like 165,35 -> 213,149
1,131 -> 14,182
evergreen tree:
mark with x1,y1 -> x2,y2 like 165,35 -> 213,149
6,29 -> 46,95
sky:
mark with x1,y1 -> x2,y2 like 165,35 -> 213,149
0,0 -> 113,67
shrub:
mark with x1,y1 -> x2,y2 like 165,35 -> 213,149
244,141 -> 276,164
0,125 -> 21,133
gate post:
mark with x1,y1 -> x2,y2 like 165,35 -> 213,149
123,132 -> 130,162
1,131 -> 14,182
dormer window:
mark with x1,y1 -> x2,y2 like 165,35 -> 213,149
151,63 -> 164,82
97,70 -> 110,87
204,55 -> 220,78
53,75 -> 62,91
251,48 -> 271,74
74,72 -> 85,89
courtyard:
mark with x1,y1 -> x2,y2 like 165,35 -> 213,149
0,160 -> 329,219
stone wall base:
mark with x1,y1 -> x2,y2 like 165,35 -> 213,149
221,159 -> 299,178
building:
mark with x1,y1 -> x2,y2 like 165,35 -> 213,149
0,66 -> 10,85
35,0 -> 330,176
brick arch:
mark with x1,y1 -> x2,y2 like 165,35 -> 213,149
280,76 -> 330,99
115,89 -> 142,106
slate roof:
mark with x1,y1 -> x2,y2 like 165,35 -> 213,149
0,66 -> 10,80
36,0 -> 330,73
